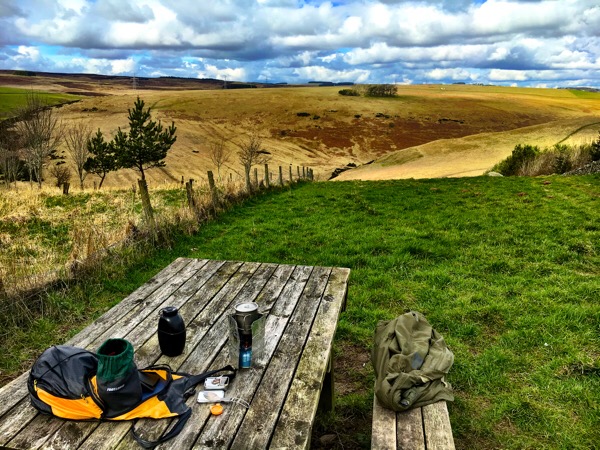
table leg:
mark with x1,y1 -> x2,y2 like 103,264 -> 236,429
318,352 -> 334,412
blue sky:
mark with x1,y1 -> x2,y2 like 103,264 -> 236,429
1,0 -> 600,87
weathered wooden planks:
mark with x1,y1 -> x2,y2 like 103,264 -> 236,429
372,396 -> 398,450
270,267 -> 351,449
423,401 -> 455,450
227,266 -> 332,450
371,398 -> 454,450
0,258 -> 195,421
0,259 -> 351,450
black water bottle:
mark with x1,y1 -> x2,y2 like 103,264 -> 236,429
158,306 -> 186,356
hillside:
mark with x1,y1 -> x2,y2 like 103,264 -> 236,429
2,72 -> 600,184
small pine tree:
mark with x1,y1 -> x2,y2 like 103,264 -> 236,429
113,97 -> 177,180
84,129 -> 119,189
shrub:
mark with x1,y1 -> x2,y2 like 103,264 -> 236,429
552,144 -> 573,174
591,131 -> 600,161
296,112 -> 311,117
365,84 -> 397,97
49,164 -> 71,187
338,89 -> 359,97
495,144 -> 540,176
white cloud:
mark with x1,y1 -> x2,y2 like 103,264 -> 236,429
16,45 -> 41,62
293,65 -> 371,83
110,58 -> 136,74
1,0 -> 600,86
426,68 -> 478,81
488,69 -> 529,81
488,47 -> 511,61
197,64 -> 246,81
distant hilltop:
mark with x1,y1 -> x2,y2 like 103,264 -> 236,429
557,86 -> 599,93
0,70 -> 358,90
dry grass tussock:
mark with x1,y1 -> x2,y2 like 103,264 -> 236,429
1,185 -> 134,293
0,174 -> 297,329
517,141 -> 596,176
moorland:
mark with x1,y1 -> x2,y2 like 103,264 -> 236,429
2,70 -> 600,185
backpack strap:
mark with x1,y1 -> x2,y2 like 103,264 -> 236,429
131,408 -> 192,449
129,365 -> 237,449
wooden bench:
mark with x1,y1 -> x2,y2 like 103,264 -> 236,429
0,258 -> 350,450
372,396 -> 455,450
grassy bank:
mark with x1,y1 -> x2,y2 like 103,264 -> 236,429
0,87 -> 79,118
1,176 -> 599,449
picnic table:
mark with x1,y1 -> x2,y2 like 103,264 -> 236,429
0,258 -> 350,449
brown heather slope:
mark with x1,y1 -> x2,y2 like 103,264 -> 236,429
3,72 -> 599,185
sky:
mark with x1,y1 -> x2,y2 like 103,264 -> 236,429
1,0 -> 600,87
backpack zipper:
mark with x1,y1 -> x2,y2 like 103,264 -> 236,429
86,377 -> 106,416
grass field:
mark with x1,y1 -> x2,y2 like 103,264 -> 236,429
0,86 -> 79,118
2,175 -> 598,449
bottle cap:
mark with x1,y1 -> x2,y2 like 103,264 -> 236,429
161,306 -> 178,317
210,403 -> 223,415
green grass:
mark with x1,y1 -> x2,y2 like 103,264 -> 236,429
0,87 -> 80,118
2,176 -> 599,449
568,89 -> 600,100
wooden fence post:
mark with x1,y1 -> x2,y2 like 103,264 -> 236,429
302,166 -> 306,178
264,164 -> 270,188
254,167 -> 259,188
185,179 -> 195,209
297,166 -> 301,178
245,168 -> 252,193
207,170 -> 218,207
289,165 -> 293,183
138,178 -> 156,231
279,166 -> 283,186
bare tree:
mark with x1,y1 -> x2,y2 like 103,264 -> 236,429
237,134 -> 270,192
64,122 -> 91,190
49,163 -> 71,188
0,132 -> 22,187
15,93 -> 63,188
209,137 -> 231,181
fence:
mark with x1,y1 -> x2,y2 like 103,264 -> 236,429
0,164 -> 315,311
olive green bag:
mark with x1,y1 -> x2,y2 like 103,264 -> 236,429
372,311 -> 454,411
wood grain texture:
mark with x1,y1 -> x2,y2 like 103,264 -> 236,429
371,398 -> 454,450
86,261 -> 262,450
371,396 -> 397,450
14,259 -> 219,450
226,266 -> 332,450
423,401 -> 455,450
0,259 -> 350,450
270,267 -> 350,449
193,266 -> 321,450
396,407 -> 425,450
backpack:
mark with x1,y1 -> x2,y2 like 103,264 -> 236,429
27,343 -> 235,449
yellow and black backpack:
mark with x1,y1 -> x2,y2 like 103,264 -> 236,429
28,340 -> 235,449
